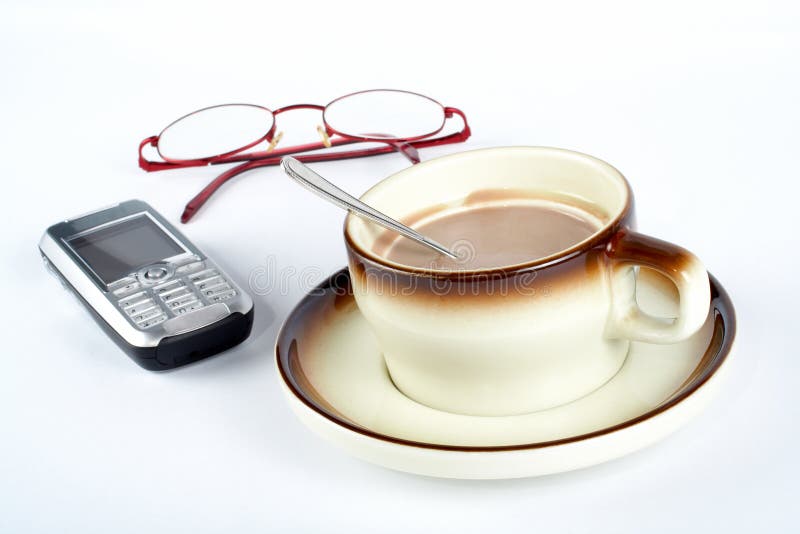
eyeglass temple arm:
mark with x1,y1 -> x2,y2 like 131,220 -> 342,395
180,108 -> 471,222
181,135 -> 469,223
139,136 -> 165,171
444,107 -> 471,142
139,131 -> 419,172
368,138 -> 420,164
180,147 -> 398,223
140,135 -> 357,172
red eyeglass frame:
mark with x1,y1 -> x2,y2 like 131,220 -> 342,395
138,90 -> 471,223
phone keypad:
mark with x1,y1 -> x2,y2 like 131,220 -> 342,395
111,259 -> 240,330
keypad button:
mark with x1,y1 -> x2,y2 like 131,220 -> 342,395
124,299 -> 157,316
144,267 -> 168,280
118,291 -> 148,309
153,280 -> 183,295
208,289 -> 236,302
175,261 -> 205,275
166,294 -> 199,309
194,275 -> 223,291
203,284 -> 232,297
162,287 -> 192,303
157,285 -> 189,299
132,307 -> 163,323
110,276 -> 136,289
188,269 -> 219,283
138,314 -> 167,329
173,254 -> 201,266
153,280 -> 186,299
112,280 -> 141,297
173,301 -> 204,315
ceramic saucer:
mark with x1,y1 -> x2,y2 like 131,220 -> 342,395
275,268 -> 735,479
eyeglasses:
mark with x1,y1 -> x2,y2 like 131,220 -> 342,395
138,89 -> 471,223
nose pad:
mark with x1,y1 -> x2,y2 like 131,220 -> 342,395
316,125 -> 332,148
266,131 -> 284,152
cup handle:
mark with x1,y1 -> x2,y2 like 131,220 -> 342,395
606,231 -> 710,343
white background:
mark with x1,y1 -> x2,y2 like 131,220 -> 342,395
1,1 -> 797,532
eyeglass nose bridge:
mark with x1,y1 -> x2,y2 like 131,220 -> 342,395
270,103 -> 334,147
272,103 -> 326,115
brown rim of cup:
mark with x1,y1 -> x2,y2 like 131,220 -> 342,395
342,146 -> 635,280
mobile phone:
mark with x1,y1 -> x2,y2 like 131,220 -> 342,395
39,200 -> 254,370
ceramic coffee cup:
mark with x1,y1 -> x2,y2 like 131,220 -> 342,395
344,147 -> 710,416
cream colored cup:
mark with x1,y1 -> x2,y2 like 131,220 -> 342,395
344,147 -> 710,416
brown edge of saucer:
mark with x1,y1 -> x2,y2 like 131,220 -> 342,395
274,268 -> 736,453
342,146 -> 635,280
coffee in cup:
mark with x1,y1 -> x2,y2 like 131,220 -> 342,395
377,199 -> 601,270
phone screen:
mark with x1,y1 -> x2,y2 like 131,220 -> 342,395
68,214 -> 185,284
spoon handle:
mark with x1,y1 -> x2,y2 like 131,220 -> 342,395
282,157 -> 458,260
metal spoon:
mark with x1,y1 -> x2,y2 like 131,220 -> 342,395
281,157 -> 459,260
